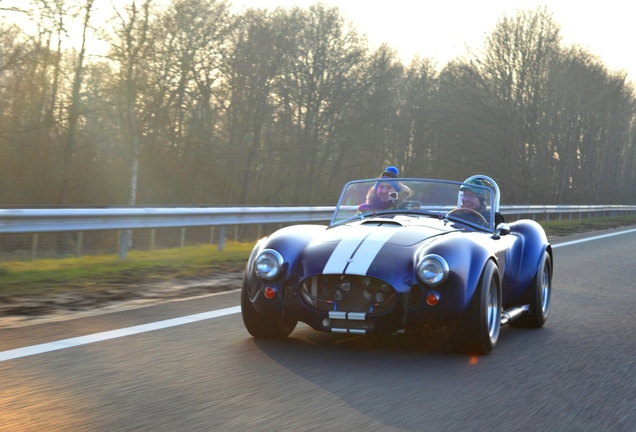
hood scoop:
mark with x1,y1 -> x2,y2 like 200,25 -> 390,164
360,218 -> 407,227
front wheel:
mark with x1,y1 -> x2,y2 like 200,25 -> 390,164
241,276 -> 297,338
511,251 -> 552,328
448,260 -> 502,355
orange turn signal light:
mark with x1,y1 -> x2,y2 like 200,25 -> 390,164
263,286 -> 277,299
426,293 -> 440,306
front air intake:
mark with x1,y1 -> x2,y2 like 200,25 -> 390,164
300,275 -> 398,314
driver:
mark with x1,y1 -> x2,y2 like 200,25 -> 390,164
459,179 -> 489,220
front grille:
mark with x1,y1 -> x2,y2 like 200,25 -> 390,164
300,275 -> 398,314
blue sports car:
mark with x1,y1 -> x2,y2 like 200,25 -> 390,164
241,175 -> 553,354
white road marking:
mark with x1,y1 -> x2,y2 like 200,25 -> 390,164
1,227 -> 634,363
551,227 -> 636,248
0,306 -> 240,362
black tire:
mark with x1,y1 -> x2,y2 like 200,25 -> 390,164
241,276 -> 297,338
448,260 -> 502,355
511,251 -> 552,328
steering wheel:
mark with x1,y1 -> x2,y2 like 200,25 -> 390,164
446,208 -> 488,227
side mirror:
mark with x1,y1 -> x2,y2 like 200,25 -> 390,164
492,223 -> 510,239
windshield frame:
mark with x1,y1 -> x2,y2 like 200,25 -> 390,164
330,177 -> 499,232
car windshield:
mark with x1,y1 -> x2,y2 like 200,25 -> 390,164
331,177 -> 498,231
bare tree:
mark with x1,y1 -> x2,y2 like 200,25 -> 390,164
274,4 -> 367,203
394,57 -> 438,178
104,0 -> 153,206
467,6 -> 562,202
146,0 -> 232,204
218,8 -> 286,204
1,1 -> 635,210
58,0 -> 94,204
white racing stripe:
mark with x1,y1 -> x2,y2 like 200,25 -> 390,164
322,225 -> 398,275
345,227 -> 398,275
322,227 -> 369,274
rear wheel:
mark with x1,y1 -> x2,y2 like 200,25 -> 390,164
511,251 -> 552,328
449,260 -> 501,355
241,276 -> 297,338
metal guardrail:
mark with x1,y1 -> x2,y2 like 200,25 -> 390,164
0,207 -> 335,233
502,204 -> 636,218
1,205 -> 635,259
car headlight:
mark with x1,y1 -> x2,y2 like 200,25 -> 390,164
254,249 -> 284,280
416,254 -> 449,286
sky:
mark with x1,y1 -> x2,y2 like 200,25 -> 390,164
2,0 -> 634,83
230,0 -> 635,83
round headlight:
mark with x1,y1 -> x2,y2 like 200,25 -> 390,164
254,249 -> 284,280
417,254 -> 449,286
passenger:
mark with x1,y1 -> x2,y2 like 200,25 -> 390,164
358,166 -> 412,212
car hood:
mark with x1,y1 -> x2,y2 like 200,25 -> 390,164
324,215 -> 457,246
297,216 -> 459,278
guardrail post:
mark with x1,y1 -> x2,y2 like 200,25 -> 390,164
150,229 -> 156,250
180,227 -> 186,247
218,226 -> 226,252
76,232 -> 83,257
119,230 -> 130,260
31,233 -> 39,260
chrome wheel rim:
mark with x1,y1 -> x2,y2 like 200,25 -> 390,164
540,262 -> 551,317
487,279 -> 500,341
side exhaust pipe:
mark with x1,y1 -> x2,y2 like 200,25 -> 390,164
501,305 -> 530,326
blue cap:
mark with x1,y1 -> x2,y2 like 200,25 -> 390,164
375,180 -> 401,192
374,165 -> 401,192
380,166 -> 399,178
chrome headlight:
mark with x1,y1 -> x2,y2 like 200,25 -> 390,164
254,249 -> 284,280
416,254 -> 449,286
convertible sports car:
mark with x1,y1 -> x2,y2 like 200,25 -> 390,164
241,175 -> 552,354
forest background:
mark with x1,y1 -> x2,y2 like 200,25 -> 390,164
1,0 -> 635,208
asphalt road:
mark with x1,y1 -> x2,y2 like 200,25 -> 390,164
0,228 -> 634,431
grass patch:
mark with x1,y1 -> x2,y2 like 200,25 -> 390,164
538,215 -> 636,237
0,242 -> 253,298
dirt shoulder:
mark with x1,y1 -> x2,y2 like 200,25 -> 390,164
0,272 -> 244,328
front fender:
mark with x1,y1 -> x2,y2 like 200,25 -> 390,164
509,219 -> 551,294
419,233 -> 495,317
244,224 -> 328,316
